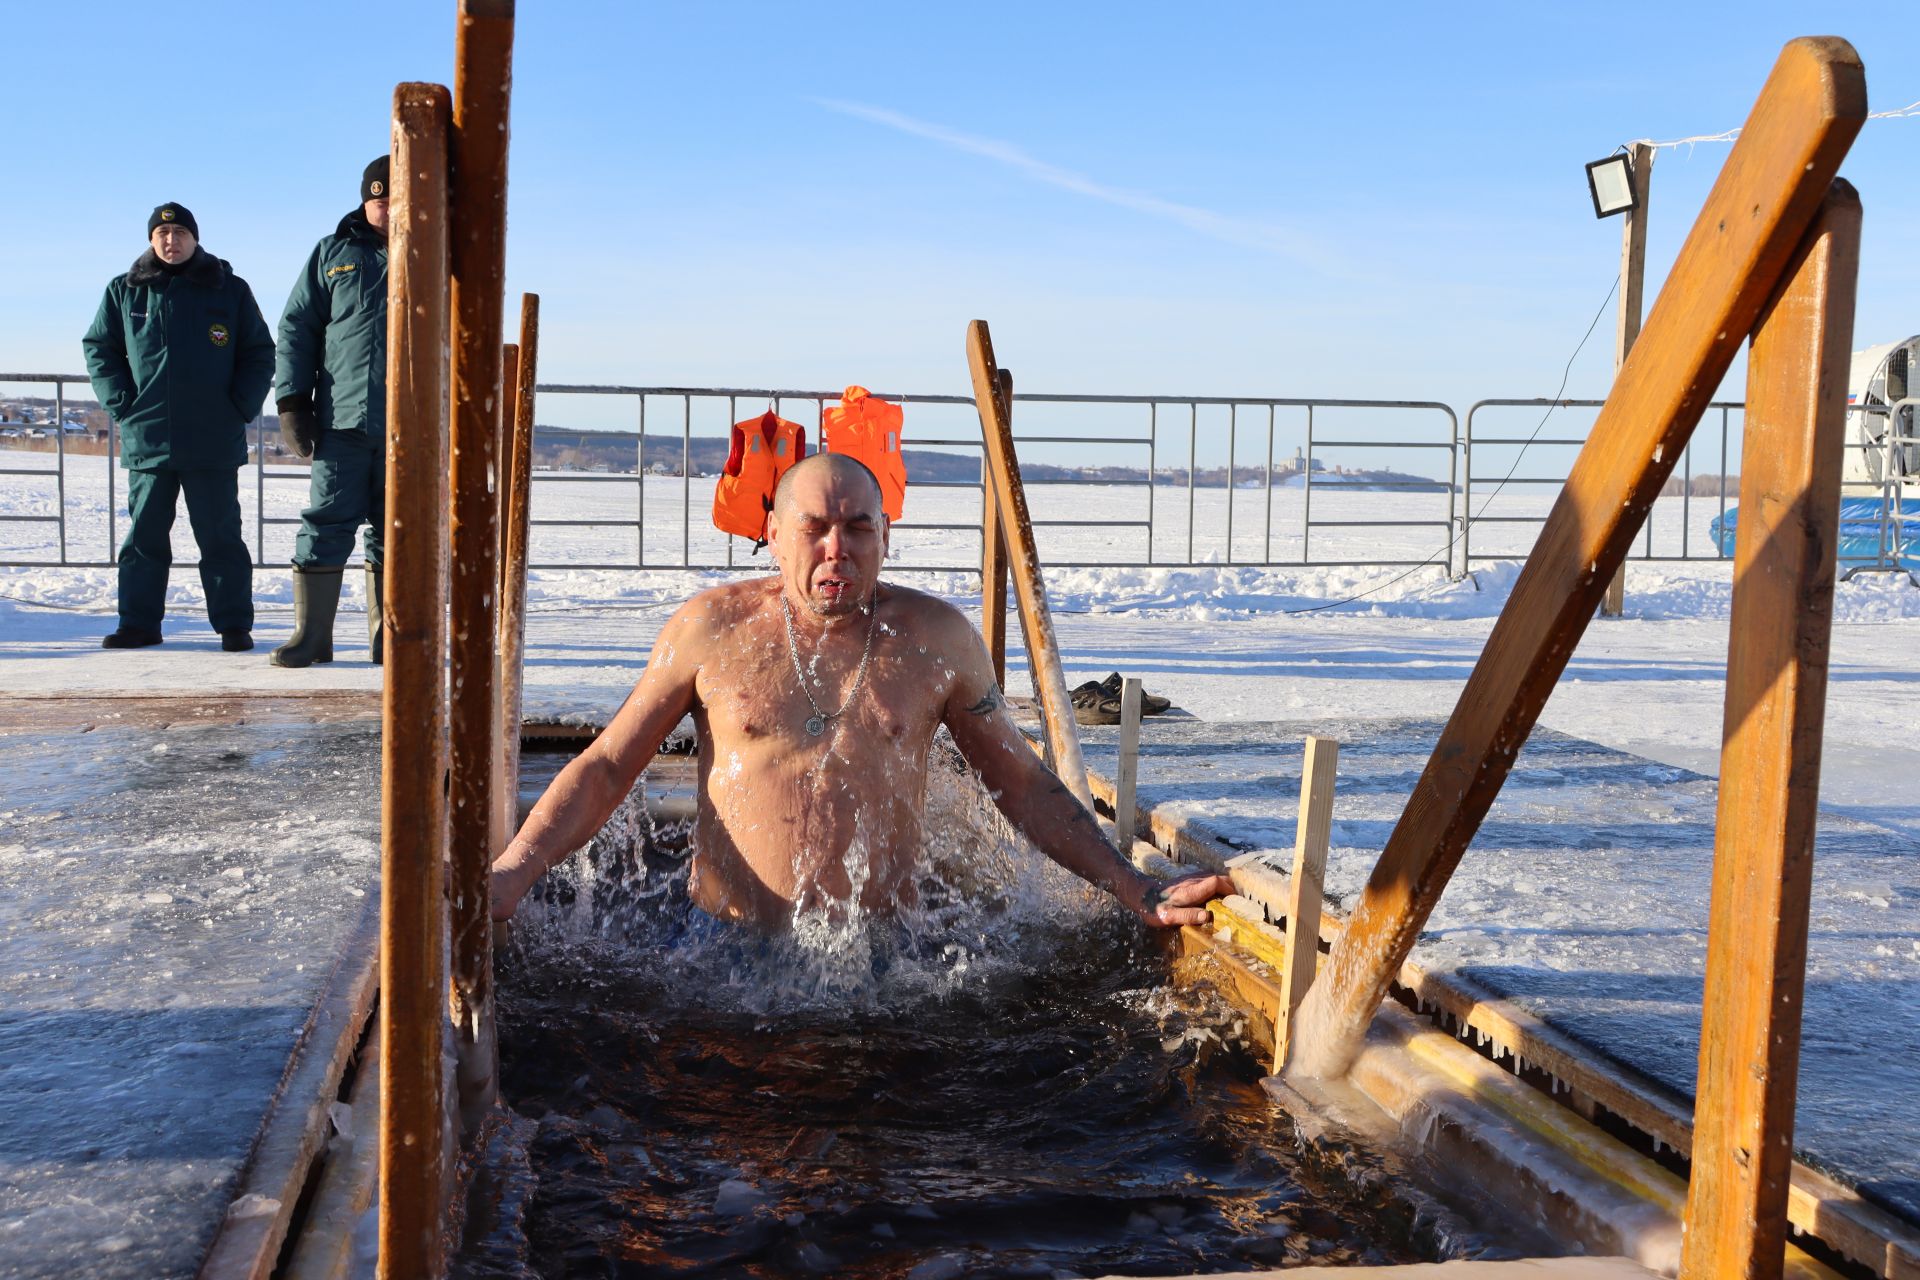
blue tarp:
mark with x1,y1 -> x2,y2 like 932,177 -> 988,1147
1710,495 -> 1920,567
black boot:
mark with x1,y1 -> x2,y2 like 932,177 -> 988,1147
102,626 -> 163,649
269,566 -> 343,668
365,565 -> 384,666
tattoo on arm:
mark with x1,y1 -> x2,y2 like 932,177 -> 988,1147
965,684 -> 1004,717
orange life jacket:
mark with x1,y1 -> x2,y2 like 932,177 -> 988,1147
822,385 -> 906,521
712,410 -> 807,547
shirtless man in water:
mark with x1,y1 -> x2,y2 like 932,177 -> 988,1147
488,453 -> 1232,931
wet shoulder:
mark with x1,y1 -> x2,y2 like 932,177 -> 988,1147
880,584 -> 977,646
670,578 -> 778,641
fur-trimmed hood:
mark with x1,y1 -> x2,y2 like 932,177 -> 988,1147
126,246 -> 229,289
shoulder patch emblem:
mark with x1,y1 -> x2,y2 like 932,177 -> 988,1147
325,264 -> 359,278
208,322 -> 230,348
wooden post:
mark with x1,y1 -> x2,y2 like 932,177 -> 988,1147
981,369 -> 1012,688
1275,735 -> 1338,1072
1285,37 -> 1864,1082
494,296 -> 538,858
1113,676 -> 1144,853
966,320 -> 1094,809
378,80 -> 451,1280
1680,181 -> 1860,1280
1603,141 -> 1656,618
447,0 -> 513,1135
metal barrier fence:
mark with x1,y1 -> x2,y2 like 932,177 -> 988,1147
1461,398 -> 1920,577
1461,399 -> 1746,567
6,370 -> 1915,580
0,374 -> 1459,575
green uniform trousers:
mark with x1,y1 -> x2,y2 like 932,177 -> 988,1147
293,429 -> 385,569
119,467 -> 254,634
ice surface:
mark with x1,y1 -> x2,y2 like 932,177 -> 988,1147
0,717 -> 380,1280
1077,717 -> 1920,1224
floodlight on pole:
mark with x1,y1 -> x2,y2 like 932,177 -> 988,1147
1586,152 -> 1638,218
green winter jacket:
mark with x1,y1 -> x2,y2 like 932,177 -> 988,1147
81,248 -> 275,470
274,209 -> 388,437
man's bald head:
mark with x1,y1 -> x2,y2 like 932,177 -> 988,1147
772,452 -> 885,520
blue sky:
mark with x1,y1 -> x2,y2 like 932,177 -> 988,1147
4,2 -> 1915,464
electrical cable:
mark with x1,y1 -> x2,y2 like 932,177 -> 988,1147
1278,272 -> 1620,617
1635,95 -> 1918,153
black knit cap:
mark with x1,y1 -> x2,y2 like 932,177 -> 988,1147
147,203 -> 198,238
361,156 -> 391,204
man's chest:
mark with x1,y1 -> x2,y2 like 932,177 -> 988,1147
694,627 -> 951,749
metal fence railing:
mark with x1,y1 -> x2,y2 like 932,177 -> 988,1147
1461,399 -> 1747,567
6,370 -> 1916,583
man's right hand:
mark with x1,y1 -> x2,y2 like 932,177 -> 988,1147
489,846 -> 543,922
276,395 -> 317,458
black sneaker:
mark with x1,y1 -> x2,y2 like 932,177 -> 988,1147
102,627 -> 162,649
1094,671 -> 1172,716
221,631 -> 255,652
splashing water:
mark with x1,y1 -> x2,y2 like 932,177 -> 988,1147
474,744 -> 1474,1276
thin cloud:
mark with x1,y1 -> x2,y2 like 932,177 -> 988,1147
814,98 -> 1337,273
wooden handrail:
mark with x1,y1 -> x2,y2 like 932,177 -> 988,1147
447,0 -> 514,1137
1680,180 -> 1861,1280
1287,36 -> 1866,1081
966,321 -> 1093,808
379,79 -> 452,1280
493,296 -> 538,869
981,368 -> 1012,688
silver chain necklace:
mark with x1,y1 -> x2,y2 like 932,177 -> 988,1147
781,591 -> 880,737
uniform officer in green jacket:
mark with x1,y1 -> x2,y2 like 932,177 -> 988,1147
82,202 -> 275,650
270,156 -> 390,668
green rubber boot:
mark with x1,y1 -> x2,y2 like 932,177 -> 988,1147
269,566 -> 343,668
365,565 -> 384,666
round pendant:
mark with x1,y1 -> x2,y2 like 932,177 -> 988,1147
804,715 -> 826,737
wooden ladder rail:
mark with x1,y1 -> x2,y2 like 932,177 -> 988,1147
493,296 -> 538,890
981,369 -> 1012,689
1681,182 -> 1861,1280
1286,36 -> 1866,1083
966,321 -> 1093,808
379,79 -> 453,1280
447,0 -> 514,1140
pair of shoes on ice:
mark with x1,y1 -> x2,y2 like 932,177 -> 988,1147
1070,671 -> 1172,726
101,628 -> 253,651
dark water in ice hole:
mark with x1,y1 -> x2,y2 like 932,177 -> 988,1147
467,751 -> 1453,1279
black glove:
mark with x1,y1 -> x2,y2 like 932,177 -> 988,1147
276,394 -> 317,459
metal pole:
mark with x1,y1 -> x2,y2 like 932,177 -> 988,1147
1226,403 -> 1236,564
645,395 -> 652,564
378,78 -> 451,1280
1603,141 -> 1654,617
1265,404 -> 1275,564
681,394 -> 690,565
1186,403 -> 1196,563
53,381 -> 66,564
1302,405 -> 1315,562
1146,402 -> 1156,564
725,394 -> 736,568
447,0 -> 513,1138
255,412 -> 266,566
